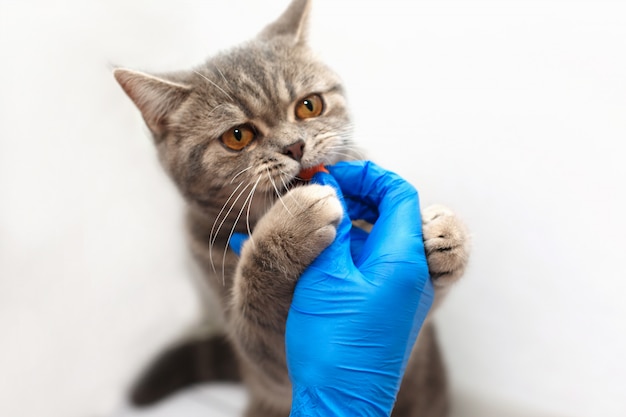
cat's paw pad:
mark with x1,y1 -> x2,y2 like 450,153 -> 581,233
422,204 -> 470,287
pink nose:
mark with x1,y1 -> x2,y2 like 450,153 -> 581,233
282,140 -> 305,162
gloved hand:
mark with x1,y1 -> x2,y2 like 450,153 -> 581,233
231,161 -> 433,417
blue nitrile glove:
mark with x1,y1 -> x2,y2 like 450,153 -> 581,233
230,161 -> 433,417
286,161 -> 433,417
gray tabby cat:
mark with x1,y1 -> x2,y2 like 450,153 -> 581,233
114,0 -> 470,416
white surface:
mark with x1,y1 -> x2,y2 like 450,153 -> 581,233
1,1 -> 625,417
113,384 -> 248,417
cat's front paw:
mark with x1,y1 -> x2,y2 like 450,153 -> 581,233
422,204 -> 470,288
231,184 -> 342,336
250,184 -> 343,275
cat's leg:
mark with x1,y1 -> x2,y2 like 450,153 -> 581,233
228,184 -> 343,413
422,204 -> 470,309
391,205 -> 469,417
392,322 -> 449,417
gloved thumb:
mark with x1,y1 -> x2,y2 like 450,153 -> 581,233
229,232 -> 249,256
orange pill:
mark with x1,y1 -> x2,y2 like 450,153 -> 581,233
298,164 -> 329,181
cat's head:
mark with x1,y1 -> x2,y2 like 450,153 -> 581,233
114,0 -> 355,221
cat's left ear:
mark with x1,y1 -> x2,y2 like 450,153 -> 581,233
257,0 -> 311,44
114,68 -> 191,138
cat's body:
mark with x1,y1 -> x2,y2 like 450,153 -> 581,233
114,1 -> 470,416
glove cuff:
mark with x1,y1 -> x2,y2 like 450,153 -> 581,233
289,384 -> 394,417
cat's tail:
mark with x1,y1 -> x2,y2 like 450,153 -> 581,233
130,334 -> 241,406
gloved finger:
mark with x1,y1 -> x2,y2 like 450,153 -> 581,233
327,161 -> 419,222
327,160 -> 423,241
349,224 -> 369,265
360,183 -> 427,287
326,161 -> 405,224
326,161 -> 379,223
229,232 -> 249,256
329,161 -> 426,284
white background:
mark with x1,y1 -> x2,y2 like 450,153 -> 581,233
1,1 -> 625,416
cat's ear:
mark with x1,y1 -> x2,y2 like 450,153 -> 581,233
258,0 -> 311,44
114,68 -> 191,136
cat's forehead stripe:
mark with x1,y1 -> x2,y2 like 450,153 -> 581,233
233,65 -> 293,109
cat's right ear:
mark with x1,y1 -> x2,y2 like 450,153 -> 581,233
113,69 -> 191,137
258,0 -> 311,44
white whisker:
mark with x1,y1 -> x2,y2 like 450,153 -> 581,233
278,172 -> 292,191
267,169 -> 294,216
205,103 -> 226,118
245,179 -> 261,245
210,181 -> 246,246
280,172 -> 305,208
214,66 -> 234,94
193,70 -> 233,101
333,150 -> 364,161
209,181 -> 252,274
222,175 -> 262,283
231,166 -> 254,183
325,143 -> 367,161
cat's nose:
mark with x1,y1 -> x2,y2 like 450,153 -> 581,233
282,140 -> 305,162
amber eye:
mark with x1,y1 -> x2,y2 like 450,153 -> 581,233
295,94 -> 324,120
221,124 -> 256,151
